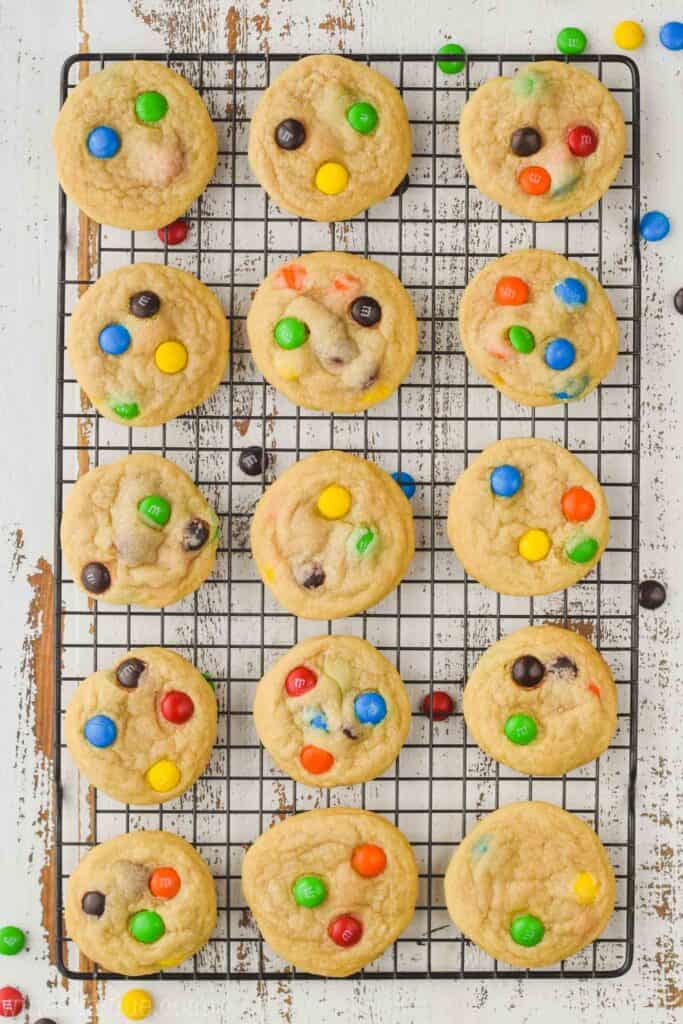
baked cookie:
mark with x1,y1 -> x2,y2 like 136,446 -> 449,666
61,453 -> 219,608
65,647 -> 217,804
459,250 -> 619,406
459,61 -> 626,221
54,61 -> 217,229
447,438 -> 609,596
66,830 -> 216,975
68,263 -> 229,427
445,802 -> 615,968
254,635 -> 411,786
463,625 -> 617,775
250,450 -> 415,619
248,55 -> 411,221
246,252 -> 417,413
242,808 -> 417,977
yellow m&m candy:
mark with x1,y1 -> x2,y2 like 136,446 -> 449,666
518,528 -> 551,562
155,340 -> 188,374
316,484 -> 352,520
146,759 -> 181,792
315,162 -> 349,195
121,988 -> 153,1020
573,870 -> 599,905
613,20 -> 644,49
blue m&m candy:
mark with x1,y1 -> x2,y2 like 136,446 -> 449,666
490,464 -> 522,498
660,21 -> 683,50
99,323 -> 131,356
354,691 -> 387,726
87,125 -> 121,159
391,470 -> 416,499
640,211 -> 670,242
304,707 -> 329,731
545,338 -> 576,371
84,714 -> 117,748
553,277 -> 587,306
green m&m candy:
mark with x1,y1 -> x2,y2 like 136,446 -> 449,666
0,926 -> 26,956
292,874 -> 327,908
135,90 -> 169,123
508,325 -> 535,354
274,317 -> 309,350
510,913 -> 545,947
437,42 -> 466,74
129,909 -> 165,944
138,494 -> 171,528
504,712 -> 538,745
566,535 -> 599,564
111,400 -> 140,420
556,27 -> 587,56
346,102 -> 378,134
347,525 -> 380,558
202,672 -> 216,691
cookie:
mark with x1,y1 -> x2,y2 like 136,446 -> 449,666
463,625 -> 617,775
67,263 -> 229,427
445,802 -> 615,968
246,252 -> 417,413
248,55 -> 411,221
254,635 -> 411,786
61,453 -> 219,608
448,438 -> 609,596
54,61 -> 217,229
65,647 -> 217,804
459,250 -> 619,406
65,830 -> 216,975
250,450 -> 415,619
459,62 -> 626,221
242,808 -> 417,977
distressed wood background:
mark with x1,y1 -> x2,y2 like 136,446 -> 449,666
0,0 -> 680,1021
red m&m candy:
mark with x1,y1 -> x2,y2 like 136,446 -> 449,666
0,988 -> 23,1018
149,866 -> 181,899
561,486 -> 595,522
495,276 -> 529,305
157,218 -> 188,245
421,691 -> 454,721
328,914 -> 363,947
285,665 -> 317,697
160,690 -> 194,724
567,125 -> 598,157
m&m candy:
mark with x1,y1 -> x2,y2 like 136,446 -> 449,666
507,325 -> 535,354
351,843 -> 387,878
130,290 -> 161,318
99,323 -> 131,356
660,21 -> 683,50
674,288 -> 683,314
160,690 -> 194,724
275,118 -> 306,149
350,295 -> 382,326
556,26 -> 587,55
300,745 -> 334,774
292,875 -> 327,908
285,666 -> 317,697
157,219 -> 188,245
495,276 -> 529,305
510,127 -> 542,157
354,691 -> 387,726
392,470 -> 416,499
135,90 -> 168,123
138,494 -> 171,528
84,714 -> 117,749
544,338 -> 575,370
328,914 -> 363,947
639,579 -> 667,610
239,446 -> 264,476
437,42 -> 466,74
129,909 -> 165,944
511,655 -> 545,688
0,987 -> 23,1018
613,20 -> 644,49
81,561 -> 111,594
155,340 -> 188,374
562,486 -> 595,522
518,529 -> 550,562
518,166 -> 551,195
81,890 -> 106,916
510,913 -> 544,947
146,759 -> 181,792
554,276 -> 587,306
346,102 -> 378,134
640,211 -> 670,242
573,871 -> 599,905
110,400 -> 140,420
421,691 -> 453,720
121,988 -> 154,1021
490,464 -> 522,498
566,126 -> 597,157
149,866 -> 181,899
504,713 -> 538,745
87,125 -> 120,159
316,484 -> 351,520
566,535 -> 599,564
0,927 -> 25,956
315,162 -> 349,195
274,316 -> 309,350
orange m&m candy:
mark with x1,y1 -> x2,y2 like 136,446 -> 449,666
149,866 -> 181,899
518,165 -> 551,195
351,843 -> 387,878
495,276 -> 529,306
561,486 -> 595,522
300,745 -> 334,774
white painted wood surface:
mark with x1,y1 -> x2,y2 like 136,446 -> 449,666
0,1 -> 680,1021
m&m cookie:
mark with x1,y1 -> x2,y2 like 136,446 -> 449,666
246,252 -> 418,413
447,438 -> 609,596
250,450 -> 415,619
463,625 -> 617,775
254,635 -> 411,787
60,453 -> 219,607
445,802 -> 615,967
242,808 -> 417,976
53,62 -> 217,229
68,264 -> 229,427
459,62 -> 625,220
459,250 -> 619,406
65,647 -> 217,804
65,830 -> 216,975
248,55 -> 411,221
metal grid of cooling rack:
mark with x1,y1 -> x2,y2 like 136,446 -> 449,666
54,51 -> 641,981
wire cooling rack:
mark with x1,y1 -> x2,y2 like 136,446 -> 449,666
54,52 -> 641,980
